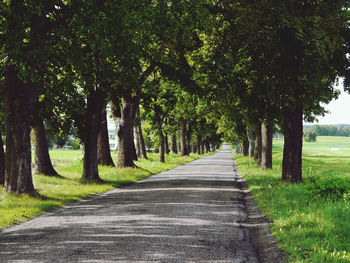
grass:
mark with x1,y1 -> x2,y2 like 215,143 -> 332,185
234,136 -> 350,263
0,150 -> 212,229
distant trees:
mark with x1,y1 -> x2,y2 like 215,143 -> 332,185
306,125 -> 350,137
304,131 -> 317,143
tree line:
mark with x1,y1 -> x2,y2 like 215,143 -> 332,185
0,1 -> 221,194
1,1 -> 350,194
305,125 -> 350,137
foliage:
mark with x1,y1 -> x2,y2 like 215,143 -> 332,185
304,131 -> 317,142
66,137 -> 80,150
306,124 -> 350,137
307,178 -> 350,201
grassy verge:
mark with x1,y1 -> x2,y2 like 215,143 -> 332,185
234,136 -> 350,263
0,150 -> 213,229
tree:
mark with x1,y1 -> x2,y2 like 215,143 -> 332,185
135,106 -> 148,159
32,120 -> 59,176
0,102 -> 4,186
304,131 -> 317,142
97,106 -> 115,166
0,131 -> 4,186
1,1 -> 53,193
141,74 -> 177,162
201,0 -> 350,182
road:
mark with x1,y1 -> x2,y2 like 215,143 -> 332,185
0,143 -> 281,262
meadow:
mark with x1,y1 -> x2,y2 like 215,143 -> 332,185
234,136 -> 350,263
0,150 -> 209,228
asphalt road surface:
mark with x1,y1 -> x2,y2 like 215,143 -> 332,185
0,143 -> 280,263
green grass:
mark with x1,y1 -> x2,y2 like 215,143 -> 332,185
234,136 -> 350,262
0,150 -> 212,229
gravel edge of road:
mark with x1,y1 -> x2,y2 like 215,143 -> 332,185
233,162 -> 285,263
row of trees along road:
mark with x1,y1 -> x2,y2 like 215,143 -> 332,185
1,1 -> 350,194
0,1 -> 220,194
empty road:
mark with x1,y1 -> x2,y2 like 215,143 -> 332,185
0,143 -> 280,262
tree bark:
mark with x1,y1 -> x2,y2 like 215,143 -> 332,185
201,142 -> 205,155
197,135 -> 202,154
136,106 -> 148,159
82,89 -> 105,180
180,118 -> 188,156
32,120 -> 58,176
0,131 -> 5,186
205,141 -> 210,153
165,133 -> 170,155
261,120 -> 273,169
97,106 -> 115,166
282,106 -> 303,183
171,134 -> 177,154
117,96 -> 137,168
192,144 -> 197,153
254,124 -> 262,166
186,122 -> 191,155
243,139 -> 249,156
246,128 -> 255,157
4,64 -> 36,194
135,122 -> 141,157
132,126 -> 138,161
158,125 -> 165,163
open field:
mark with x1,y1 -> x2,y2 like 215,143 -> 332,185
0,150 -> 211,229
234,136 -> 350,262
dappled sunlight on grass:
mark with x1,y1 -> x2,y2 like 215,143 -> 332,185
234,136 -> 350,262
0,150 -> 214,228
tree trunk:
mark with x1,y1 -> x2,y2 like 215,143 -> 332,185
243,139 -> 249,156
197,135 -> 202,154
117,96 -> 137,168
97,106 -> 115,166
192,144 -> 197,153
180,118 -> 187,156
165,134 -> 170,155
178,142 -> 182,153
201,142 -> 205,154
4,64 -> 37,194
135,122 -> 141,157
186,122 -> 191,155
205,141 -> 210,153
32,120 -> 58,176
132,126 -> 138,161
254,124 -> 262,166
282,106 -> 303,183
261,120 -> 273,170
246,128 -> 255,157
82,89 -> 105,180
158,125 -> 165,163
136,106 -> 148,159
0,131 -> 5,186
171,134 -> 177,154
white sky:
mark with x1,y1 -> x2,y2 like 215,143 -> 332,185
306,87 -> 350,125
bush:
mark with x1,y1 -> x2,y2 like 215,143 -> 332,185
307,178 -> 350,200
304,131 -> 317,142
66,137 -> 80,150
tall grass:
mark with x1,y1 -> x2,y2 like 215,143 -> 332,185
234,136 -> 350,262
0,150 -> 210,228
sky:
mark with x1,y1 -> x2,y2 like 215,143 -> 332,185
306,88 -> 350,125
